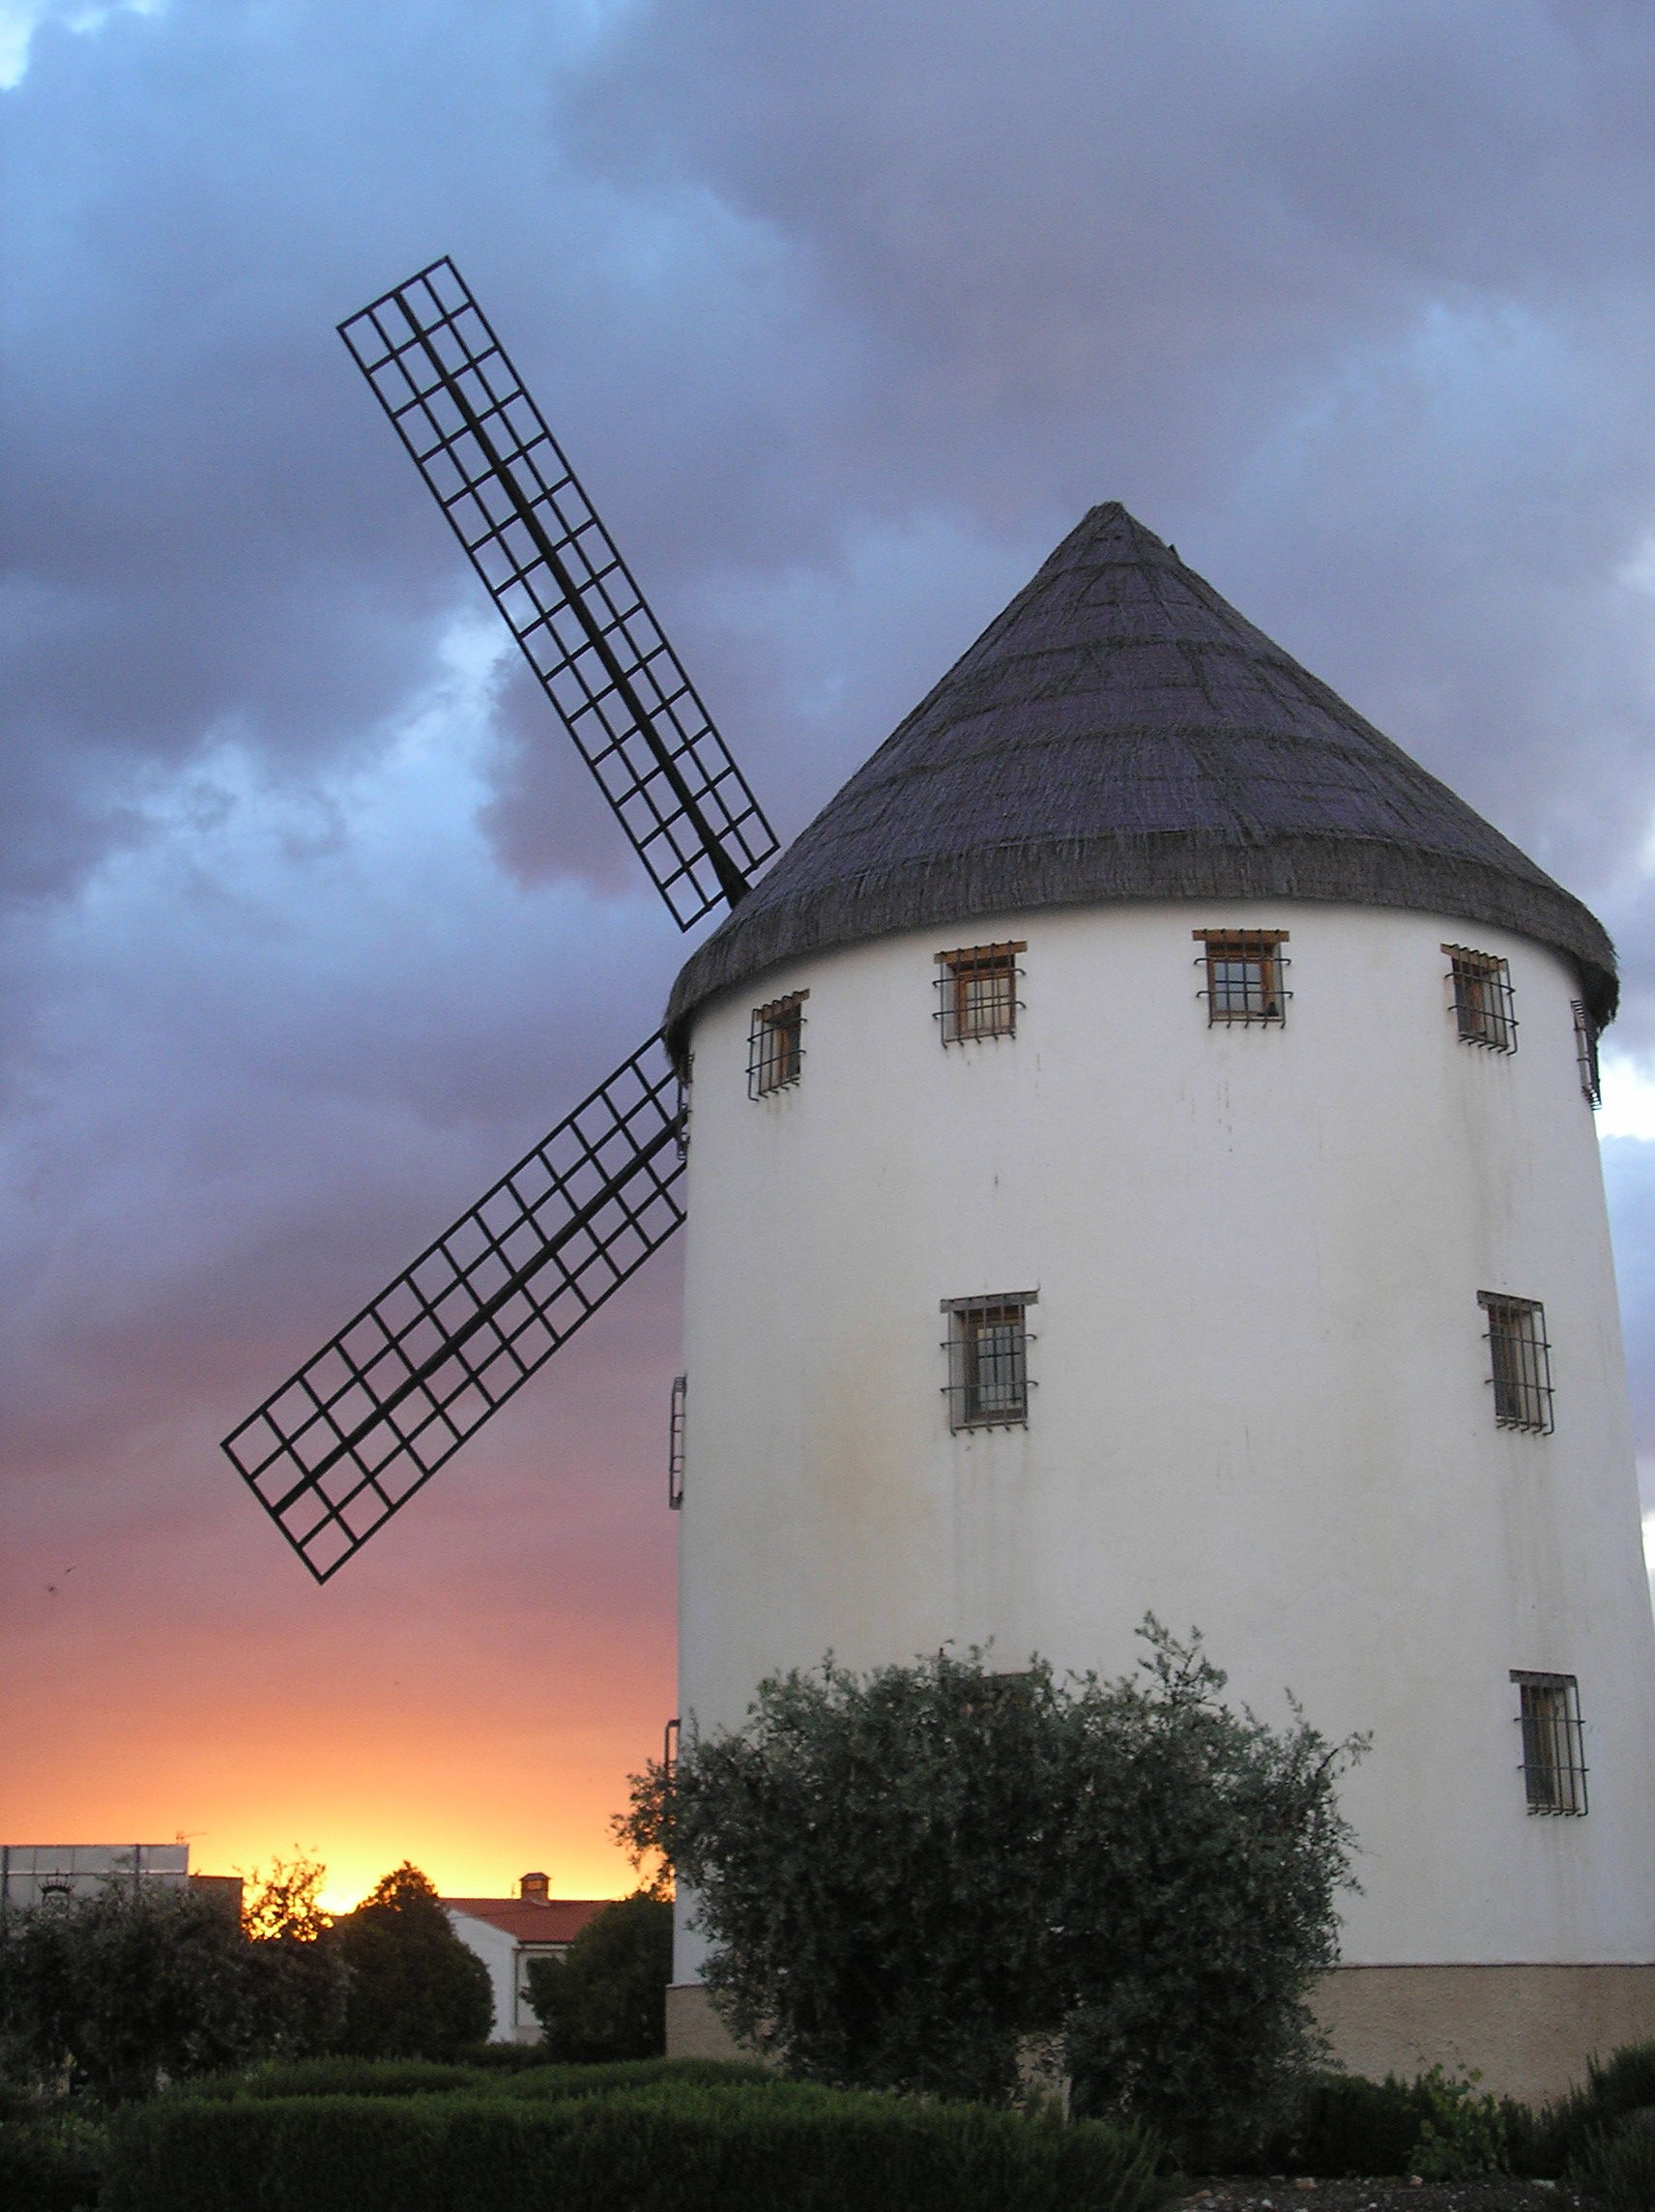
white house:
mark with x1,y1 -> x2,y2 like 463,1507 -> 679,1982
660,504 -> 1655,2100
442,1874 -> 610,2044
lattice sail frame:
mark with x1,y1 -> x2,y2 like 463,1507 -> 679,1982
339,258 -> 777,928
224,1034 -> 685,1582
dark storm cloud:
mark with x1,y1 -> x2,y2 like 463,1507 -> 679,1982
566,0 -> 1655,938
5,0 -> 1655,1607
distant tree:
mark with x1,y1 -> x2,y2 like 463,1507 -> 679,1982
241,1855 -> 348,2058
242,1854 -> 331,1943
523,1893 -> 673,2060
619,1621 -> 1364,2156
0,1881 -> 264,2101
333,1864 -> 491,2057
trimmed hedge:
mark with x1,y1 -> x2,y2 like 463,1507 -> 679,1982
182,2054 -> 769,2102
104,2081 -> 1170,2212
0,2110 -> 106,2212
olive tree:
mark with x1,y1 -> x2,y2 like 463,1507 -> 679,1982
619,1621 -> 1363,2153
0,1858 -> 350,2102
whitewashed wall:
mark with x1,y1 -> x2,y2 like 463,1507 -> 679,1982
675,898 -> 1655,1984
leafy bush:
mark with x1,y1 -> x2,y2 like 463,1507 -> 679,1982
1410,2065 -> 1506,2179
103,2081 -> 1171,2212
622,1623 -> 1361,2153
523,1893 -> 673,2060
332,1865 -> 493,2058
1569,2105 -> 1655,2211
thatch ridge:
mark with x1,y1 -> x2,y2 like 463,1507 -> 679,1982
665,505 -> 1616,1049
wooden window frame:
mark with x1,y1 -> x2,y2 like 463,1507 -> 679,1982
935,943 -> 1026,1044
1194,929 -> 1290,1026
1511,1671 -> 1587,1816
1479,1292 -> 1553,1434
747,991 -> 807,1098
667,1373 -> 686,1510
942,1292 -> 1035,1430
1444,945 -> 1517,1052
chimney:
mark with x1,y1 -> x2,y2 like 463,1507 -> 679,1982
519,1872 -> 550,1904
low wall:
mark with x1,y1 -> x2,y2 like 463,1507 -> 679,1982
668,1965 -> 1655,2102
1312,1963 -> 1655,2105
666,1982 -> 749,2061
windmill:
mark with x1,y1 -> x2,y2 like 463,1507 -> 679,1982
226,263 -> 1655,2089
221,258 -> 778,1582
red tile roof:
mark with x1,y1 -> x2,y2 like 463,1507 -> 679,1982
442,1897 -> 611,1944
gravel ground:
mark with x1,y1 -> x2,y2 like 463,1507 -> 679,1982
1182,2180 -> 1588,2212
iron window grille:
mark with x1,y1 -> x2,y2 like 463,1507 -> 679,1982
935,943 -> 1026,1043
667,1373 -> 686,1509
662,1716 -> 681,1784
1479,1293 -> 1553,1434
1444,946 -> 1517,1051
943,1293 -> 1035,1430
1194,930 -> 1290,1025
1572,1003 -> 1602,1108
748,991 -> 807,1098
1511,1672 -> 1587,1816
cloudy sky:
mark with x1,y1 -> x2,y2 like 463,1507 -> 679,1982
4,0 -> 1655,1906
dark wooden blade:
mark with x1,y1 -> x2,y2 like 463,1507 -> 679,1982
223,1033 -> 684,1582
339,258 -> 778,928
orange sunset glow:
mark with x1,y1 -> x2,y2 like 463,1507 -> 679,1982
3,1259 -> 681,1914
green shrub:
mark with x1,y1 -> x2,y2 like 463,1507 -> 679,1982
1222,2067 -> 1522,2179
0,2109 -> 107,2210
1286,2072 -> 1433,2176
1518,2039 -> 1655,2178
104,2081 -> 1171,2212
1569,2106 -> 1655,2211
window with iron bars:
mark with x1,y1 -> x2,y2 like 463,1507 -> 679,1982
1511,1671 -> 1587,1816
935,943 -> 1025,1043
1479,1293 -> 1553,1434
667,1373 -> 685,1510
1444,946 -> 1517,1051
747,991 -> 807,1097
1572,1003 -> 1602,1108
1194,930 -> 1290,1025
942,1294 -> 1035,1430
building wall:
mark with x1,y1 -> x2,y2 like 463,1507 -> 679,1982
675,897 -> 1655,1995
444,1910 -> 518,2042
0,1844 -> 189,1912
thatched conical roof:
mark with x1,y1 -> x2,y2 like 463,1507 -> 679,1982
666,504 -> 1615,1046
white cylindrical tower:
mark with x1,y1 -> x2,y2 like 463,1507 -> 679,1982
662,507 -> 1655,2097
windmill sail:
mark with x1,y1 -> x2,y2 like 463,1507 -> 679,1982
223,1033 -> 685,1582
339,258 -> 778,928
